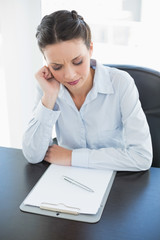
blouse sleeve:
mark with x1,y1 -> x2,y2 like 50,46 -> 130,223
22,85 -> 60,164
72,72 -> 153,171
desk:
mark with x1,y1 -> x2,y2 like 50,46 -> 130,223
0,147 -> 160,240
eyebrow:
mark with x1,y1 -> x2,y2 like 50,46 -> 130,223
50,55 -> 81,65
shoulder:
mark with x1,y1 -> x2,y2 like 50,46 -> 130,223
92,60 -> 136,95
94,60 -> 133,84
104,65 -> 134,85
99,63 -> 135,92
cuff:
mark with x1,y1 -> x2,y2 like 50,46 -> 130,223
34,100 -> 61,125
71,148 -> 90,168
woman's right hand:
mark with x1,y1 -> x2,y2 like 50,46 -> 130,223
35,66 -> 60,109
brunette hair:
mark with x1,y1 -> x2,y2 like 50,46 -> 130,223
36,10 -> 91,51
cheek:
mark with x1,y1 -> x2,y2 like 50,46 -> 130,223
50,69 -> 63,83
80,62 -> 90,76
76,59 -> 90,76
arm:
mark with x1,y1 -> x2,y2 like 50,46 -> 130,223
72,74 -> 152,171
43,71 -> 152,171
22,66 -> 60,163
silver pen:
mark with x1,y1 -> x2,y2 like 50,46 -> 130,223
63,176 -> 94,193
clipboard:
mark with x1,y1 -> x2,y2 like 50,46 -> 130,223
20,165 -> 116,223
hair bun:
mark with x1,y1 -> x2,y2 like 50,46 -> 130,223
71,10 -> 84,21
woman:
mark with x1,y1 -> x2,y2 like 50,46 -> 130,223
22,10 -> 152,171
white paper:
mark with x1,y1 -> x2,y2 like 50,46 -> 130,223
24,164 -> 114,214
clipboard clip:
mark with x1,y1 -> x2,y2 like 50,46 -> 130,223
40,202 -> 80,215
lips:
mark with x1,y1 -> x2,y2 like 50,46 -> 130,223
67,79 -> 80,86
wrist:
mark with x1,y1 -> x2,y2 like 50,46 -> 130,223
42,94 -> 57,110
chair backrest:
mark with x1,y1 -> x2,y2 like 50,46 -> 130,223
105,64 -> 160,167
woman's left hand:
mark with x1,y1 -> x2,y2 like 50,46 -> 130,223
44,145 -> 72,166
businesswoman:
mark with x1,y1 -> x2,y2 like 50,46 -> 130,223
22,10 -> 152,171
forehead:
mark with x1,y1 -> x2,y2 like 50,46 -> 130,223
43,39 -> 88,63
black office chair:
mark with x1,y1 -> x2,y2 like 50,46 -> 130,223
105,64 -> 160,167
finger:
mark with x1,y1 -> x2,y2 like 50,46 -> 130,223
45,71 -> 53,79
35,66 -> 49,80
44,153 -> 52,162
44,155 -> 48,162
52,144 -> 59,149
47,146 -> 54,152
48,64 -> 53,74
47,70 -> 53,79
43,66 -> 51,79
44,152 -> 49,158
45,147 -> 52,156
44,158 -> 51,163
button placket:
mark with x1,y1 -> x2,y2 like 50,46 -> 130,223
78,108 -> 87,147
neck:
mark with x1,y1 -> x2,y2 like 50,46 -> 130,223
71,68 -> 94,99
69,68 -> 95,110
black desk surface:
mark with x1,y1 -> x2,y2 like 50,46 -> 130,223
0,147 -> 160,240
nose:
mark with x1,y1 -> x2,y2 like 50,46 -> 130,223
64,65 -> 76,81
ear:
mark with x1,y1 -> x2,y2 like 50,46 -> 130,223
89,42 -> 93,57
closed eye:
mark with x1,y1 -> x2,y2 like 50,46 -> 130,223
52,65 -> 62,71
73,59 -> 83,65
51,58 -> 83,70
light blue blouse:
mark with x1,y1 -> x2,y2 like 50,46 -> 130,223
22,60 -> 152,171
